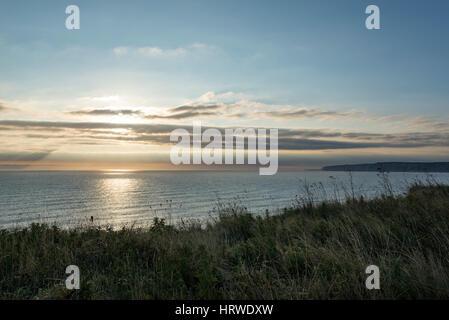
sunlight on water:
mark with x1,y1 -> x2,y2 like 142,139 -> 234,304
100,175 -> 138,194
96,174 -> 142,226
1,171 -> 449,229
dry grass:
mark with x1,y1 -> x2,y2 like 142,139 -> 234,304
1,181 -> 449,299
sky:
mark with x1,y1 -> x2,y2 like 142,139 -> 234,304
1,0 -> 449,170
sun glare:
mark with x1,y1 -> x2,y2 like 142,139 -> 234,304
99,115 -> 145,124
102,169 -> 137,175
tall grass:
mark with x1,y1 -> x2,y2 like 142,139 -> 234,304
1,179 -> 449,299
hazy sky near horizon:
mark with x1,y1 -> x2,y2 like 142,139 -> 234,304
1,0 -> 449,170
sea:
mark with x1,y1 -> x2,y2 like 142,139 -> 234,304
1,170 -> 449,229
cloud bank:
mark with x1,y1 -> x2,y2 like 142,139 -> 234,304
1,120 -> 449,151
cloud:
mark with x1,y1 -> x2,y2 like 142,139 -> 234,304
113,43 -> 217,57
67,104 -> 228,120
68,109 -> 144,116
0,151 -> 53,161
195,91 -> 248,104
0,120 -> 182,132
277,138 -> 426,151
144,104 -> 226,120
2,120 -> 449,151
145,111 -> 216,120
168,104 -> 223,113
0,102 -> 17,113
67,105 -> 226,120
64,91 -> 409,124
168,91 -> 362,121
257,108 -> 358,119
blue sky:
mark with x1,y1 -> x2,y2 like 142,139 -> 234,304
1,0 -> 449,169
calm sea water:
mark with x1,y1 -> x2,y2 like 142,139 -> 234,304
1,170 -> 449,229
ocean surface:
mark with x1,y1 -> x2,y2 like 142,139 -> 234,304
1,170 -> 449,229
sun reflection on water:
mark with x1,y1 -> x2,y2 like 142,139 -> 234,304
96,172 -> 141,227
102,169 -> 137,175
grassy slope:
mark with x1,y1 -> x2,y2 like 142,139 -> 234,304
1,184 -> 449,299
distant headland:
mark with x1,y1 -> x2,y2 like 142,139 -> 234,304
322,162 -> 449,173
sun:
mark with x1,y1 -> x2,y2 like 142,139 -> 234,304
98,115 -> 146,124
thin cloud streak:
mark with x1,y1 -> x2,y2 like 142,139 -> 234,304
113,43 -> 217,57
68,109 -> 144,116
257,109 -> 358,119
0,151 -> 53,161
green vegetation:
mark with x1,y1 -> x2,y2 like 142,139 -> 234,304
1,182 -> 449,299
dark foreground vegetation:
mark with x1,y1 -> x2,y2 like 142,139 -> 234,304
1,183 -> 449,299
